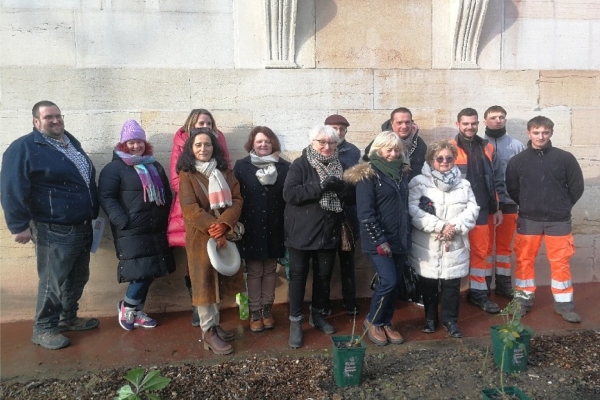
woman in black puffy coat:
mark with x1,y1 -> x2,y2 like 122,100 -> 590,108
98,120 -> 175,331
234,126 -> 290,333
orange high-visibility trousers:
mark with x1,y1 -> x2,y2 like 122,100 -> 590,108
487,212 -> 517,277
514,233 -> 575,302
469,224 -> 492,291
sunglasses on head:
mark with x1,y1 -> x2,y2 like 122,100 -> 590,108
435,156 -> 454,163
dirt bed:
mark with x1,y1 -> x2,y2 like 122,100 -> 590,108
1,330 -> 598,399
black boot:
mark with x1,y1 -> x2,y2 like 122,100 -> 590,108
309,308 -> 336,334
494,275 -> 514,299
289,320 -> 303,348
185,276 -> 200,327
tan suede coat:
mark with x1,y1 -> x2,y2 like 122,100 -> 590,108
179,169 -> 244,306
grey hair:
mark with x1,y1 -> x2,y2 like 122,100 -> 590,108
369,131 -> 404,160
307,125 -> 340,143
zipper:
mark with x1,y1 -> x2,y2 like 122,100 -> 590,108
49,191 -> 54,217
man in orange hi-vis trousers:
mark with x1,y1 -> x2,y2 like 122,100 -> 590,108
483,106 -> 525,299
506,116 -> 584,323
450,108 -> 507,314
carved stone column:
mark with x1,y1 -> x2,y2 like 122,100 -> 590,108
451,0 -> 490,69
264,0 -> 298,68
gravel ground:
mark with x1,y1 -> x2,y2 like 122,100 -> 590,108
1,329 -> 598,400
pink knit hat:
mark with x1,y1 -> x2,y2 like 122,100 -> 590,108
120,120 -> 147,143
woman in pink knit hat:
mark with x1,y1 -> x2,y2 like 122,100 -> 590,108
167,109 -> 231,327
98,120 -> 175,331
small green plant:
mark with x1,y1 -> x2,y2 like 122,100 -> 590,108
115,367 -> 171,400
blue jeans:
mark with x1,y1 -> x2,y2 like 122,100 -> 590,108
31,220 -> 93,332
367,253 -> 407,326
287,248 -> 336,320
124,278 -> 154,310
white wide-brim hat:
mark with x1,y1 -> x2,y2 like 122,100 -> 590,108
206,238 -> 241,276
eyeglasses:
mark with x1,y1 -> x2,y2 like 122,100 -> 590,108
435,156 -> 454,163
313,139 -> 337,148
40,114 -> 64,121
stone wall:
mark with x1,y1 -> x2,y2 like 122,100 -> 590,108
1,0 -> 599,322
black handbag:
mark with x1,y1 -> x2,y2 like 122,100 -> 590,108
399,259 -> 423,304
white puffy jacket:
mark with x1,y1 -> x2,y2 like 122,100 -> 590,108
408,163 -> 479,280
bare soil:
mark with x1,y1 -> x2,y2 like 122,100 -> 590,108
1,330 -> 598,400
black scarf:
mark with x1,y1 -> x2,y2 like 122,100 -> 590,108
485,127 -> 506,139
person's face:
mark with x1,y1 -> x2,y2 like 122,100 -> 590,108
328,124 -> 348,140
432,148 -> 455,173
378,146 -> 401,162
253,132 -> 273,156
193,133 -> 214,162
33,105 -> 64,139
194,114 -> 213,130
126,140 -> 146,156
390,112 -> 413,139
312,134 -> 337,157
527,125 -> 553,149
456,115 -> 479,139
484,111 -> 507,130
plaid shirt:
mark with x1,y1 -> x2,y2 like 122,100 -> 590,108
42,133 -> 91,187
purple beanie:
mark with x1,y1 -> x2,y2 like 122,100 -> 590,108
120,120 -> 147,143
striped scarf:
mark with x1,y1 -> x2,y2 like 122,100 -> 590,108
116,151 -> 166,206
195,159 -> 232,210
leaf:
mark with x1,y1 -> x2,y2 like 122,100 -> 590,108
143,376 -> 171,392
124,368 -> 145,388
115,385 -> 138,400
139,370 -> 160,391
146,394 -> 161,400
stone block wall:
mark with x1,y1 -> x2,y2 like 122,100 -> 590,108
0,0 -> 599,322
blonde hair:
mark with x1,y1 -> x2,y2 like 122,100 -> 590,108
369,131 -> 403,160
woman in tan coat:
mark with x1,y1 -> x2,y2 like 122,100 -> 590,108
177,128 -> 243,355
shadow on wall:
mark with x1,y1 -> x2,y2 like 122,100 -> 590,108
478,0 -> 518,57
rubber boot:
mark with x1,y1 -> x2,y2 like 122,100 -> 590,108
203,326 -> 233,355
185,276 -> 200,327
289,320 -> 303,348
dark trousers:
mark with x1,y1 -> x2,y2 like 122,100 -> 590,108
419,275 -> 461,324
287,248 -> 336,319
367,253 -> 407,326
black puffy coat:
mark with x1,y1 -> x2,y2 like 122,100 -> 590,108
233,156 -> 290,260
283,149 -> 353,251
98,153 -> 175,282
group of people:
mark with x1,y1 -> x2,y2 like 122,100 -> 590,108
0,101 -> 584,354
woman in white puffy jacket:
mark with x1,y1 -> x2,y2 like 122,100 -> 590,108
408,140 -> 479,338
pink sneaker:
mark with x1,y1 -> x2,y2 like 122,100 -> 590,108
118,301 -> 135,331
134,311 -> 157,328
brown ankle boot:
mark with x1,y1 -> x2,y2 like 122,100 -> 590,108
250,310 -> 264,332
215,325 -> 235,342
203,326 -> 233,355
262,304 -> 275,330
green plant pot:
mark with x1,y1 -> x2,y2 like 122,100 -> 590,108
331,335 -> 366,387
482,386 -> 530,399
490,325 -> 532,373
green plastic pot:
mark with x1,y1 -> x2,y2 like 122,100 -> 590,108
490,325 -> 532,373
331,335 -> 366,387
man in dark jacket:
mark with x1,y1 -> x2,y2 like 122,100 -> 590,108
324,114 -> 361,314
450,108 -> 507,314
365,107 -> 427,181
1,101 -> 100,350
506,116 -> 584,323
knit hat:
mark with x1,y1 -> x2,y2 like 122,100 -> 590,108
120,120 -> 147,143
324,114 -> 350,127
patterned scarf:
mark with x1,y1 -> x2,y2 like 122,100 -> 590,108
195,159 -> 232,210
250,150 -> 279,186
116,150 -> 166,206
305,145 -> 343,213
429,164 -> 462,192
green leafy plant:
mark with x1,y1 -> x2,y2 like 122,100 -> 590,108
114,367 -> 171,400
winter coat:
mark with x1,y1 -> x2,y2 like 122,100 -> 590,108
179,168 -> 244,306
98,153 -> 175,282
1,129 -> 99,233
167,127 -> 231,247
337,140 -> 361,237
506,141 -> 584,223
283,149 -> 352,251
450,134 -> 506,213
233,155 -> 290,260
344,162 -> 410,255
407,163 -> 479,280
483,133 -> 525,210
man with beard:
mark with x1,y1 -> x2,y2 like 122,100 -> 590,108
450,108 -> 506,314
483,106 -> 525,299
